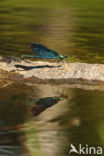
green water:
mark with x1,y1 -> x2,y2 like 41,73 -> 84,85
0,0 -> 104,156
0,0 -> 104,62
0,84 -> 104,156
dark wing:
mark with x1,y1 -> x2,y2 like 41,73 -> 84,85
30,97 -> 62,116
36,97 -> 59,108
30,43 -> 59,57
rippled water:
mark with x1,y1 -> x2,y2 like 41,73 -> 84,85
0,0 -> 104,62
0,84 -> 104,156
0,0 -> 104,156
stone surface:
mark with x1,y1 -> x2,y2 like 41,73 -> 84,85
0,56 -> 104,84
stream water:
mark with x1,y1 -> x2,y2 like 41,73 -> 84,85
0,0 -> 104,156
0,84 -> 104,156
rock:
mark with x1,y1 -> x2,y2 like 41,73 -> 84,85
0,56 -> 104,85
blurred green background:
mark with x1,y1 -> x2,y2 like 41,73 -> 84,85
0,0 -> 104,63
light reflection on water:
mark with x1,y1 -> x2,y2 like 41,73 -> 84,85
0,84 -> 104,156
0,0 -> 104,63
0,0 -> 104,155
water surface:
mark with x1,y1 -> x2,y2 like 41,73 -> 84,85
0,0 -> 104,156
0,84 -> 104,156
0,0 -> 104,63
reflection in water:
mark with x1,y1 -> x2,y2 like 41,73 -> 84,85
0,128 -> 28,156
68,89 -> 104,146
0,84 -> 32,156
0,84 -> 104,155
29,96 -> 64,116
1,0 -> 104,155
